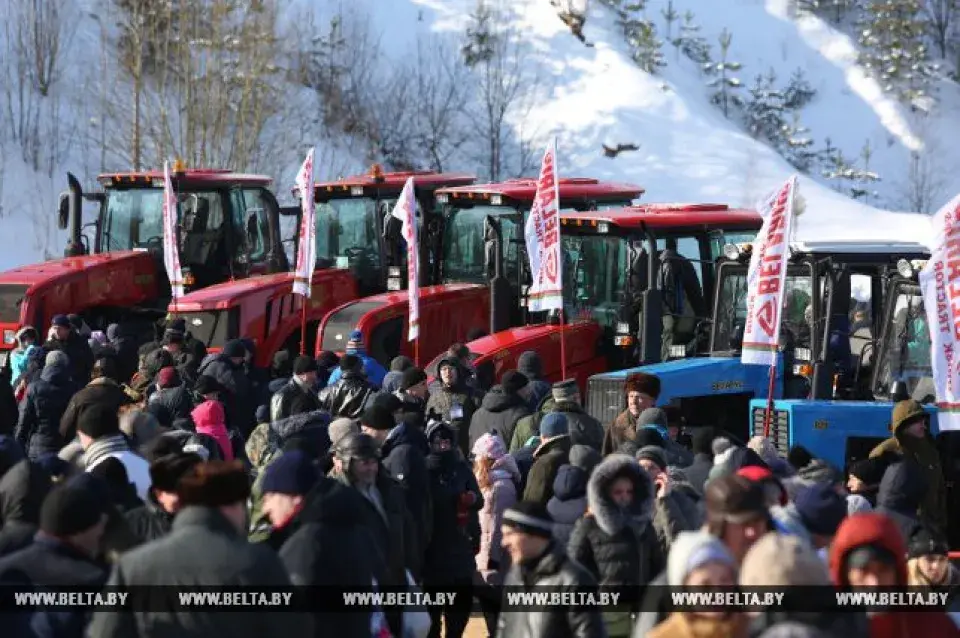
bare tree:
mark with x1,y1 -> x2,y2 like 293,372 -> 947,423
896,118 -> 951,213
923,0 -> 958,59
410,40 -> 471,172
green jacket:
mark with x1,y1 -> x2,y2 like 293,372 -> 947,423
509,396 -> 556,452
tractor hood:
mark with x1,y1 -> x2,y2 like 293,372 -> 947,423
170,270 -> 357,312
0,250 -> 153,288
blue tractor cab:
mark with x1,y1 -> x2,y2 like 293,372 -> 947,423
586,240 -> 930,456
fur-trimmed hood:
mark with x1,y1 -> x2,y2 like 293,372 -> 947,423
587,453 -> 654,536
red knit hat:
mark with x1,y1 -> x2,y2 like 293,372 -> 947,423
737,465 -> 787,506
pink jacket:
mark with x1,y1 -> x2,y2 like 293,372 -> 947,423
191,400 -> 234,461
475,455 -> 520,584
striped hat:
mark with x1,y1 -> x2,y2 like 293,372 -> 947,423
502,501 -> 553,538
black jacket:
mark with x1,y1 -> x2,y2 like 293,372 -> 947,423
496,541 -> 606,638
271,378 -> 322,422
0,459 -> 51,557
523,436 -> 572,507
468,388 -> 531,452
319,371 -> 374,419
422,450 -> 483,585
59,378 -> 131,441
380,420 -> 432,575
0,379 -> 17,437
124,494 -> 176,546
16,364 -> 74,459
197,355 -> 255,437
149,384 -> 194,421
684,452 -> 713,496
278,477 -> 384,638
44,332 -> 94,385
875,460 -> 925,544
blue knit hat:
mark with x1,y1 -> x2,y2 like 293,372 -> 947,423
261,450 -> 318,496
540,412 -> 569,439
346,330 -> 364,353
793,482 -> 847,537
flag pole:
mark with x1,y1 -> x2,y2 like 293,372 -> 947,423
763,364 -> 776,438
414,333 -> 420,368
559,309 -> 568,380
300,272 -> 311,356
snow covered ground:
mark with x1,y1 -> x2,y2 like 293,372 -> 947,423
2,0 -> 956,269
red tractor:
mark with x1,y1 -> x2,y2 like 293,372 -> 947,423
427,203 -> 763,393
315,177 -> 645,366
0,166 -> 290,365
167,165 -> 476,365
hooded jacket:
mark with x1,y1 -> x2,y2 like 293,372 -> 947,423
517,352 -> 551,411
0,459 -> 51,557
476,454 -> 520,584
468,387 -> 531,452
43,331 -> 94,385
547,464 -> 589,547
16,364 -> 74,459
149,383 -> 194,422
874,461 -> 924,545
190,401 -> 233,461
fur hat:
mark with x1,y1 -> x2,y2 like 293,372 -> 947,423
625,372 -> 660,399
176,460 -> 250,507
551,379 -> 579,404
740,532 -> 830,587
328,418 -> 359,447
150,452 -> 203,492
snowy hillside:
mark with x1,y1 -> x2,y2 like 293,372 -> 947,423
2,0 -> 957,269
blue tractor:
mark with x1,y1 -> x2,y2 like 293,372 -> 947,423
586,240 -> 930,458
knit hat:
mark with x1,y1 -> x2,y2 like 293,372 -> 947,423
501,370 -> 528,395
740,532 -> 830,587
293,355 -> 318,375
361,405 -> 396,432
569,444 -> 602,474
177,460 -> 250,506
261,450 -> 318,496
891,399 -> 926,434
737,465 -> 788,506
551,379 -> 579,404
517,351 -> 543,378
637,408 -> 669,440
625,372 -> 660,399
329,418 -> 359,447
390,356 -> 414,372
705,475 -> 768,524
51,314 -> 71,329
502,501 -> 553,539
45,350 -> 69,368
346,330 -> 364,353
77,403 -> 121,440
425,421 -> 456,444
691,427 -> 717,456
316,350 -> 340,369
222,340 -> 246,359
794,482 -> 847,537
634,427 -> 665,449
787,445 -> 814,471
40,483 -> 104,536
636,445 -> 667,471
156,366 -> 178,389
797,459 -> 843,486
553,464 -> 588,501
848,457 -> 886,486
472,432 -> 507,461
372,393 -> 402,414
540,412 -> 569,439
400,367 -> 427,391
194,375 -> 226,396
150,453 -> 203,492
667,530 -> 736,587
908,526 -> 949,559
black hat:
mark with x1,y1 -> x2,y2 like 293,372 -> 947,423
390,356 -> 414,372
372,393 -> 403,414
361,405 -> 396,431
502,501 -> 553,538
149,452 -> 203,492
636,445 -> 668,471
692,427 -> 718,456
144,401 -> 173,428
77,404 -> 121,440
340,354 -> 362,372
634,427 -> 665,449
222,340 -> 246,359
195,375 -> 226,396
40,483 -> 104,536
51,314 -> 71,329
787,445 -> 814,471
166,318 -> 187,334
317,350 -> 340,369
293,355 -> 318,375
68,314 -> 84,331
177,460 -> 250,506
501,370 -> 529,395
848,457 -> 887,487
908,526 -> 949,559
705,475 -> 768,524
400,367 -> 427,391
162,332 -> 184,345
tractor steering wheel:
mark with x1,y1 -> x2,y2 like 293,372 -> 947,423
140,236 -> 163,251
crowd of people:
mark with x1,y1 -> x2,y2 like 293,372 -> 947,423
0,316 -> 958,638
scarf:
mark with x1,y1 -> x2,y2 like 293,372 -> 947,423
83,434 -> 130,470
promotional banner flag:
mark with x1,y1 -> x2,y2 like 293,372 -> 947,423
292,148 -> 316,298
162,161 -> 185,300
390,177 -> 419,341
919,192 -> 960,431
741,175 -> 799,366
525,138 -> 563,312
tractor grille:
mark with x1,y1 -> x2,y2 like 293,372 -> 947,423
751,407 -> 790,456
587,377 -> 626,426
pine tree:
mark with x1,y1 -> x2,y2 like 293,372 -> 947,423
622,2 -> 666,72
782,112 -> 817,171
783,68 -> 817,110
743,69 -> 787,146
850,139 -> 881,202
858,0 -> 935,101
674,10 -> 712,66
704,28 -> 743,117
820,138 -> 881,199
462,0 -> 499,67
662,0 -> 679,43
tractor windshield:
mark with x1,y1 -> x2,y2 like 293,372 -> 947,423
872,282 -> 933,401
100,188 -> 227,254
711,263 -> 815,355
441,205 -> 520,284
562,233 -> 630,331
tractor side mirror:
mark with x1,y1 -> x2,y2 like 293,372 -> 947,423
57,192 -> 69,230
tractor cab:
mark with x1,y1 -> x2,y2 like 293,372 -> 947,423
433,204 -> 762,393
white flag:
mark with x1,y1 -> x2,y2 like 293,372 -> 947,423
525,139 -> 563,312
391,178 -> 419,341
741,175 -> 799,366
292,148 -> 316,298
919,192 -> 960,430
162,161 -> 185,299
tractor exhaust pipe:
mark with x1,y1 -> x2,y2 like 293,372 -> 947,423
64,173 -> 85,257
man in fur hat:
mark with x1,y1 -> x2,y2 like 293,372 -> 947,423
602,372 -> 660,455
89,460 -> 312,638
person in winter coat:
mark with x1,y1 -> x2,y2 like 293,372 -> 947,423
423,421 -> 483,638
0,458 -> 52,556
0,481 -> 109,638
259,450 -> 318,546
846,455 -> 891,508
636,408 -> 692,467
325,330 -> 387,388
473,432 -> 519,583
190,400 -> 233,461
870,399 -> 947,536
547,380 -> 604,452
43,314 -> 94,385
517,351 -> 551,411
425,355 -> 478,454
319,354 -> 376,419
906,527 -> 960,611
568,453 -> 666,637
105,323 -> 139,384
314,350 -> 339,389
78,404 -> 151,500
382,355 -> 414,394
636,446 -> 702,554
270,355 -> 322,422
685,426 -> 716,495
523,413 -> 572,506
603,372 -> 659,455
7,326 -> 39,386
548,464 -> 589,547
16,358 -> 74,459
88,457 -> 144,513
59,356 -> 132,443
874,459 -> 925,544
395,367 -> 430,420
496,501 -> 606,638
195,339 -> 255,438
147,366 -> 194,422
124,452 -> 202,545
468,371 -> 532,451
648,531 -> 745,638
89,460 -> 312,638
509,393 -> 552,452
0,372 -> 19,437
829,512 -> 960,637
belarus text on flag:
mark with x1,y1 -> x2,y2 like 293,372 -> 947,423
525,139 -> 563,313
293,148 -> 316,298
